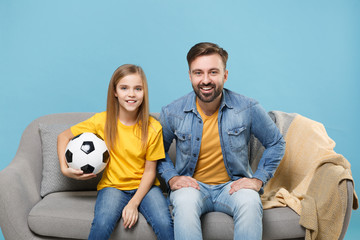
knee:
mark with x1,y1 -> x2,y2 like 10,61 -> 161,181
170,188 -> 203,216
171,189 -> 201,209
233,189 -> 262,215
156,217 -> 173,233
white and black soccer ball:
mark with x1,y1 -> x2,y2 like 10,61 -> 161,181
65,132 -> 110,174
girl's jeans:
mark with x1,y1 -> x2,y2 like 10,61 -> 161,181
170,181 -> 263,240
88,186 -> 174,240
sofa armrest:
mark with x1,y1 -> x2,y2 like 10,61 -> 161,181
0,156 -> 43,240
338,180 -> 354,240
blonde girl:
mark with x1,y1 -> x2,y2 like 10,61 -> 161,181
57,64 -> 174,240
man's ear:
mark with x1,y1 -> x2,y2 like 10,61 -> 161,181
224,69 -> 228,83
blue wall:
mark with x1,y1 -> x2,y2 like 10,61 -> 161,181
1,0 -> 359,239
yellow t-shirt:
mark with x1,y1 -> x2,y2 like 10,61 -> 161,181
70,112 -> 164,191
193,101 -> 231,185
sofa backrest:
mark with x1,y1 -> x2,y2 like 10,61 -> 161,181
17,112 -> 287,196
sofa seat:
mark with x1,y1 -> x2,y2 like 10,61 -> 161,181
28,191 -> 305,240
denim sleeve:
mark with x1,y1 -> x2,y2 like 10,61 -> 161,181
250,104 -> 286,185
156,107 -> 179,186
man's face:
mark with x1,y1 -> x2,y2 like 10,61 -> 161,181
189,54 -> 228,103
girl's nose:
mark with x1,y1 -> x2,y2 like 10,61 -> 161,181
128,89 -> 135,97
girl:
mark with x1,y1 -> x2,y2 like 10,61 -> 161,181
57,64 -> 174,240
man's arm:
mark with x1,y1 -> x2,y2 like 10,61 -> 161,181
157,107 -> 200,191
156,107 -> 180,187
250,103 -> 286,185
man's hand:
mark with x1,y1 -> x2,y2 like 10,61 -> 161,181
169,176 -> 200,191
62,167 -> 97,180
229,178 -> 262,195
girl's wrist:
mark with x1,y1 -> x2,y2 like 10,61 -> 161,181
128,198 -> 140,207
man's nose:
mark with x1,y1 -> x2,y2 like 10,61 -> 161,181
202,73 -> 211,84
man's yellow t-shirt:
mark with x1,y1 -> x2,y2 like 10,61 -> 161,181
193,101 -> 231,185
70,112 -> 165,191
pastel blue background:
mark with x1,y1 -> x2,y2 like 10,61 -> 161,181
1,0 -> 359,239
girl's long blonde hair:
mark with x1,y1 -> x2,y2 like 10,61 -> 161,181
105,64 -> 149,151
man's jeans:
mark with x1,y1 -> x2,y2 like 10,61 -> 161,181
88,186 -> 174,240
170,181 -> 262,240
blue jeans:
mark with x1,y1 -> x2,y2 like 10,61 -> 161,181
170,181 -> 263,240
88,186 -> 174,240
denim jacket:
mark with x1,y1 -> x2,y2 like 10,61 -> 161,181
157,89 -> 285,192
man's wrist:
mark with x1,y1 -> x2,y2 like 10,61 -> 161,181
168,176 -> 179,187
252,178 -> 263,190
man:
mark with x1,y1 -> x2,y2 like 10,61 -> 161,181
157,42 -> 285,240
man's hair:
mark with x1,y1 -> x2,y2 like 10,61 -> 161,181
187,42 -> 228,69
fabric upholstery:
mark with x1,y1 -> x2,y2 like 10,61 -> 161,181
28,191 -> 304,240
39,123 -> 103,197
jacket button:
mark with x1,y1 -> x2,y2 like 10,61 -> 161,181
193,154 -> 196,157
196,137 -> 200,141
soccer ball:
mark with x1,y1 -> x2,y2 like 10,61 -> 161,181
65,132 -> 110,174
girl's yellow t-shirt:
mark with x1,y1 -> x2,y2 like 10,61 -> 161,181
70,112 -> 165,191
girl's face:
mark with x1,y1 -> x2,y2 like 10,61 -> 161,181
115,74 -> 144,117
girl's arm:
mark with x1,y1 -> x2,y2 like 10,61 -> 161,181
57,129 -> 97,180
122,160 -> 157,229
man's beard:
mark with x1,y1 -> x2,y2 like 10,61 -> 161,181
192,83 -> 223,103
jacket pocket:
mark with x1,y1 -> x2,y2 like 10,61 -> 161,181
174,130 -> 192,155
227,126 -> 246,152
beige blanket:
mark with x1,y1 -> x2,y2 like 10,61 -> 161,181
261,114 -> 358,240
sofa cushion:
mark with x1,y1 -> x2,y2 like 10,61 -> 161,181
262,207 -> 305,239
39,124 -> 103,197
28,191 -> 304,240
28,191 -> 156,239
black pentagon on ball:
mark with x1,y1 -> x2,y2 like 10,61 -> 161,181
65,150 -> 73,163
81,164 -> 95,174
81,141 -> 95,154
103,151 -> 110,163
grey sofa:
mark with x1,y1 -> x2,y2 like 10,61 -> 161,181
0,112 -> 354,240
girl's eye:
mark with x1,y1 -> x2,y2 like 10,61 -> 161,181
136,87 -> 142,91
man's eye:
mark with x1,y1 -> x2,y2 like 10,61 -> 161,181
210,71 -> 218,75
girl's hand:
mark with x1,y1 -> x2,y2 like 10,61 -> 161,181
62,167 -> 97,180
122,201 -> 139,229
